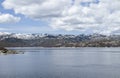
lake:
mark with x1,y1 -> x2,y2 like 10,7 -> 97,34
0,47 -> 120,78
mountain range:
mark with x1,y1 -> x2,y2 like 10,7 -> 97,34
0,32 -> 120,47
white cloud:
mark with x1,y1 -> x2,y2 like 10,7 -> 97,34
2,0 -> 71,19
2,0 -> 120,34
0,13 -> 20,23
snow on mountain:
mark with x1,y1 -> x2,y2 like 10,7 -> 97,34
10,33 -> 34,39
0,32 -> 45,40
0,32 -> 11,35
0,32 -> 119,41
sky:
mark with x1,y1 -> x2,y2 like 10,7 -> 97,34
0,0 -> 120,34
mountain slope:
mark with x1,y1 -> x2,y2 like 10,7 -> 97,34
0,32 -> 120,47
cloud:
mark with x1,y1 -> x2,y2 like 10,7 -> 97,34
2,0 -> 71,19
2,0 -> 120,34
0,13 -> 20,23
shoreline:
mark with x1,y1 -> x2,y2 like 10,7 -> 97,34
6,46 -> 120,48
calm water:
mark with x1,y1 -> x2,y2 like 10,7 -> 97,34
0,47 -> 120,78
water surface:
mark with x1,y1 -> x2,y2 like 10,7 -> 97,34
0,47 -> 120,78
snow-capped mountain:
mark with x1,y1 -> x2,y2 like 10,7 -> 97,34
0,32 -> 117,40
0,32 -> 11,35
0,32 -> 120,47
0,32 -> 78,40
0,32 -> 45,40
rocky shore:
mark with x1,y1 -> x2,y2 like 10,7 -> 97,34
0,47 -> 22,55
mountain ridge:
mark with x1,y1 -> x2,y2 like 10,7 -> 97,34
0,32 -> 120,47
